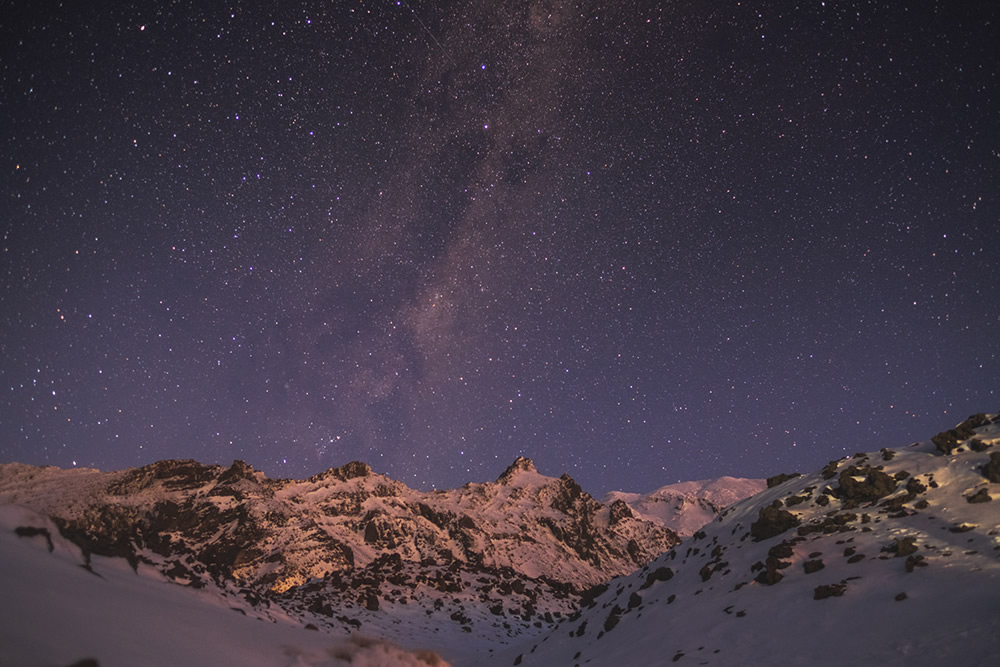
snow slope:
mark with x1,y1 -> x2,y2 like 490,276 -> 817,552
0,456 -> 676,664
3,415 -> 998,666
494,413 -> 1000,666
0,505 -> 449,667
605,476 -> 766,537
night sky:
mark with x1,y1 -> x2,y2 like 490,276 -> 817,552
2,1 -> 997,495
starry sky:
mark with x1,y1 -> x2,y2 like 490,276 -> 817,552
1,1 -> 997,495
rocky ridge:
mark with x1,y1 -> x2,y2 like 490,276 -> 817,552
0,455 -> 689,649
501,412 -> 1000,666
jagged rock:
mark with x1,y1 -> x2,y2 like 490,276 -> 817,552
965,488 -> 992,504
310,461 -> 372,483
754,556 -> 787,585
969,439 -> 991,452
803,559 -> 824,574
106,459 -> 218,495
550,474 -> 586,514
363,512 -> 403,547
813,583 -> 846,599
785,494 -> 809,507
983,452 -> 1000,483
603,605 -> 622,632
750,504 -> 800,541
497,457 -> 537,483
218,459 -> 256,484
767,542 -> 794,559
639,566 -> 674,590
905,477 -> 927,495
931,414 -> 988,454
766,473 -> 801,488
579,583 -> 608,608
798,512 -> 857,536
891,536 -> 919,558
837,466 -> 897,504
609,499 -> 634,524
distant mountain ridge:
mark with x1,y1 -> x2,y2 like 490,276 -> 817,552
605,476 -> 767,538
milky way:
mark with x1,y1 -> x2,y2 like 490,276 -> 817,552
2,1 -> 997,494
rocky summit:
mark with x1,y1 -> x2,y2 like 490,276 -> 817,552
0,455 -> 684,652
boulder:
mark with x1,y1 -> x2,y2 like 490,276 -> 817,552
983,452 -> 1000,483
750,503 -> 800,541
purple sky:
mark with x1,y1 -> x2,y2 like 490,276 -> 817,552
2,0 -> 997,494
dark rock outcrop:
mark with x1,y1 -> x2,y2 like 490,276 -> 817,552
983,452 -> 1000,483
813,583 -> 846,599
931,414 -> 989,454
609,499 -> 635,524
497,457 -> 537,483
766,473 -> 801,488
837,466 -> 896,504
966,488 -> 992,504
750,504 -> 800,541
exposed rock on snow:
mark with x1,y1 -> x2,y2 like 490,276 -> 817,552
3,413 -> 999,666
0,455 -> 679,659
497,413 -> 1000,666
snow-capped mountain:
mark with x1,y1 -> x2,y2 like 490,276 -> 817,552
0,456 -> 677,590
0,455 -> 679,662
605,476 -> 767,538
496,412 -> 1000,666
3,413 -> 998,666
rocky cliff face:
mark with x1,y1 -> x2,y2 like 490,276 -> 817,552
0,455 -> 679,641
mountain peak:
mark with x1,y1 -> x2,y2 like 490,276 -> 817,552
497,456 -> 537,483
308,460 -> 372,483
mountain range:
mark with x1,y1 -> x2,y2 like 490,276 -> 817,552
2,413 -> 998,665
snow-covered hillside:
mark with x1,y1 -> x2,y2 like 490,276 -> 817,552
0,455 -> 678,662
0,504 -> 451,667
2,413 -> 998,666
496,413 -> 1000,666
606,476 -> 766,537
0,456 -> 676,592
